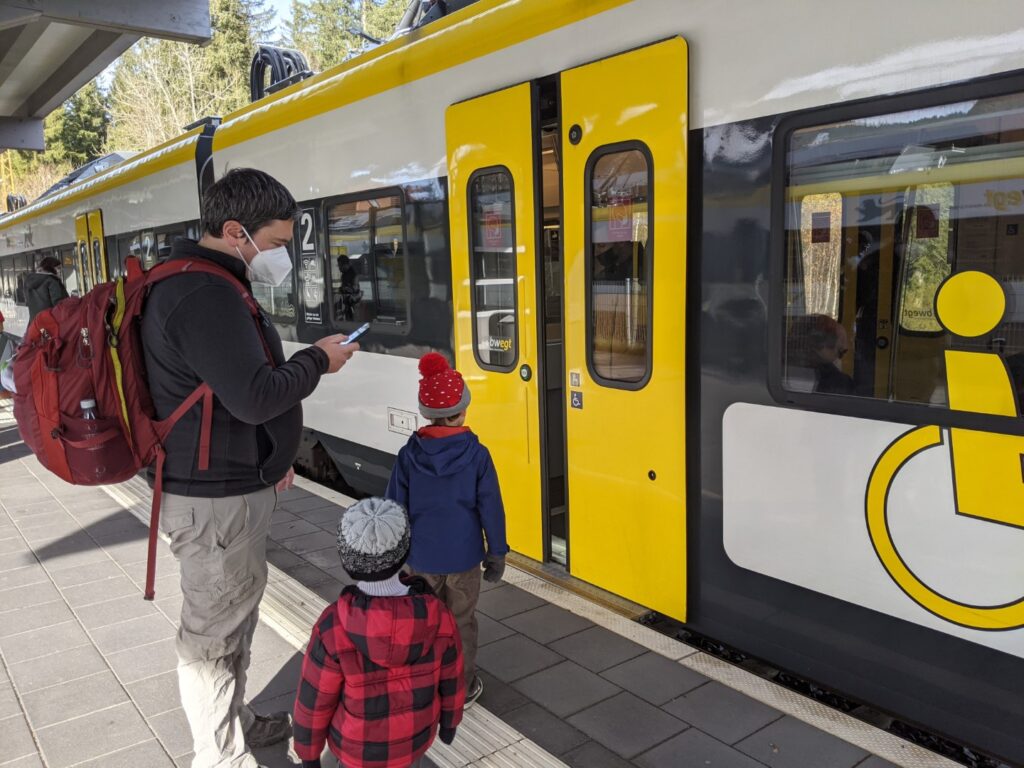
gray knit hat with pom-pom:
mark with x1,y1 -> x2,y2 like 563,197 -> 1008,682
336,497 -> 410,581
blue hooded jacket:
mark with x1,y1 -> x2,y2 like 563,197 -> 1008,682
386,428 -> 508,574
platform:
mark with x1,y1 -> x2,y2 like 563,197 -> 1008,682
0,399 -> 963,768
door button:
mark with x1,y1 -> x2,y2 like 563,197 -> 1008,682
519,364 -> 532,381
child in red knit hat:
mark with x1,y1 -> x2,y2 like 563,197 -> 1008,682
385,352 -> 508,706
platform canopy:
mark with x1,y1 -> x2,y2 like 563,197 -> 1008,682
0,0 -> 211,151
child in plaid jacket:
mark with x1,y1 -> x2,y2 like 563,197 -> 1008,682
293,498 -> 465,768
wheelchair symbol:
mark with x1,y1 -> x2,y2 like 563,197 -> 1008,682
866,271 -> 1024,630
570,391 -> 583,409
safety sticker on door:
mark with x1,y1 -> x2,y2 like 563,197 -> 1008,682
570,391 -> 583,409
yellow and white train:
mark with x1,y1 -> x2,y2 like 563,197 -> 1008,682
3,1 -> 1024,762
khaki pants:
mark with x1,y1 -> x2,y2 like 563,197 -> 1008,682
161,487 -> 276,768
412,567 -> 481,685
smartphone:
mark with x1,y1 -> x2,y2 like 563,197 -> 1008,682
342,322 -> 370,345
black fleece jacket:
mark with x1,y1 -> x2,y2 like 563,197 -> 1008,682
141,239 -> 329,497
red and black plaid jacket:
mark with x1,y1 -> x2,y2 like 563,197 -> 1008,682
293,576 -> 465,768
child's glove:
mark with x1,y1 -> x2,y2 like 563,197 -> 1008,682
440,726 -> 457,745
482,554 -> 505,583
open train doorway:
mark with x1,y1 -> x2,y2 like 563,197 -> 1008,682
535,77 -> 569,566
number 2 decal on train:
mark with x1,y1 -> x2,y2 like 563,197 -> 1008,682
722,271 -> 1024,656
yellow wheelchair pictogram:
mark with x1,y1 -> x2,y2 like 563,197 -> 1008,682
866,270 -> 1024,630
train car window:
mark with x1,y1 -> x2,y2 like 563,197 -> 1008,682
13,254 -> 29,304
783,91 -> 1024,409
468,168 -> 517,370
327,193 -> 408,326
586,145 -> 652,386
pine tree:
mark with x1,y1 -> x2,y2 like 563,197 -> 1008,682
364,0 -> 409,42
106,0 -> 271,151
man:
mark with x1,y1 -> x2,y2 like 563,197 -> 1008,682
24,255 -> 68,322
141,168 -> 358,768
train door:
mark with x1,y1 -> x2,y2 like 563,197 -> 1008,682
74,210 -> 107,290
446,38 -> 688,620
446,83 -> 545,561
561,38 -> 688,620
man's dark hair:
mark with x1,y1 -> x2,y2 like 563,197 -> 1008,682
38,255 -> 60,274
201,168 -> 299,238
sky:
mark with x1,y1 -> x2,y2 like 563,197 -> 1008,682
267,0 -> 292,31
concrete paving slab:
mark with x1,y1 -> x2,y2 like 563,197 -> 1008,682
476,634 -> 564,683
92,612 -> 176,654
8,645 -> 107,693
513,661 -> 619,718
46,559 -> 123,588
0,714 -> 39,764
71,739 -> 176,768
736,715 -> 869,768
75,592 -> 160,630
106,637 -> 179,684
476,585 -> 546,621
474,670 -> 529,716
150,707 -> 194,758
567,691 -> 687,760
269,518 -> 321,541
20,670 -> 129,728
279,529 -> 339,556
0,682 -> 21,719
300,547 -> 343,571
1,752 -> 46,767
0,579 -> 60,611
601,652 -> 709,707
561,740 -> 633,768
126,670 -> 181,717
501,702 -> 590,757
0,619 -> 90,664
61,574 -> 141,608
502,604 -> 595,645
34,701 -> 153,768
0,563 -> 47,591
0,599 -> 72,638
663,679 -> 783,744
549,626 -> 646,674
477,612 -> 516,647
635,728 -> 766,768
856,757 -> 901,768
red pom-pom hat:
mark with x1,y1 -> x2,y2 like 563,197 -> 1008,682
418,352 -> 471,419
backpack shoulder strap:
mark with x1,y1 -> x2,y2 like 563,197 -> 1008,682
145,259 -> 261,318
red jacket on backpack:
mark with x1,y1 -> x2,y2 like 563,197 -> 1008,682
293,576 -> 465,767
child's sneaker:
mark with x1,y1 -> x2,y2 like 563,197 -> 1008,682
465,676 -> 484,708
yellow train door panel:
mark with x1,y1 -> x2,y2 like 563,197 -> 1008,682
446,83 -> 544,561
87,210 -> 108,284
74,209 -> 107,290
562,38 -> 689,620
74,213 -> 93,291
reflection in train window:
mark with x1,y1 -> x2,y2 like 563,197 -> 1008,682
327,193 -> 407,326
469,168 -> 517,370
783,92 -> 1024,409
587,145 -> 651,386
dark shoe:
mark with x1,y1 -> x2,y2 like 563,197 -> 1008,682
465,675 -> 484,708
245,711 -> 292,748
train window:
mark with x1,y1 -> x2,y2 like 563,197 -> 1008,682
13,254 -> 30,304
468,168 -> 517,370
586,144 -> 652,386
783,91 -> 1024,410
327,193 -> 408,327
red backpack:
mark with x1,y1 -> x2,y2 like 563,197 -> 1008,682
12,258 -> 272,600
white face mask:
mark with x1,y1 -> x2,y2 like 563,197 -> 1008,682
235,226 -> 293,287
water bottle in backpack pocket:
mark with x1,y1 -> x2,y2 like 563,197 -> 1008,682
61,397 -> 137,484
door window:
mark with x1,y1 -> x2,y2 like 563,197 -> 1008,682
469,168 -> 517,370
587,145 -> 652,386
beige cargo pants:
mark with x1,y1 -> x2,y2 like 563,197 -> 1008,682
411,567 -> 481,685
161,487 -> 276,768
